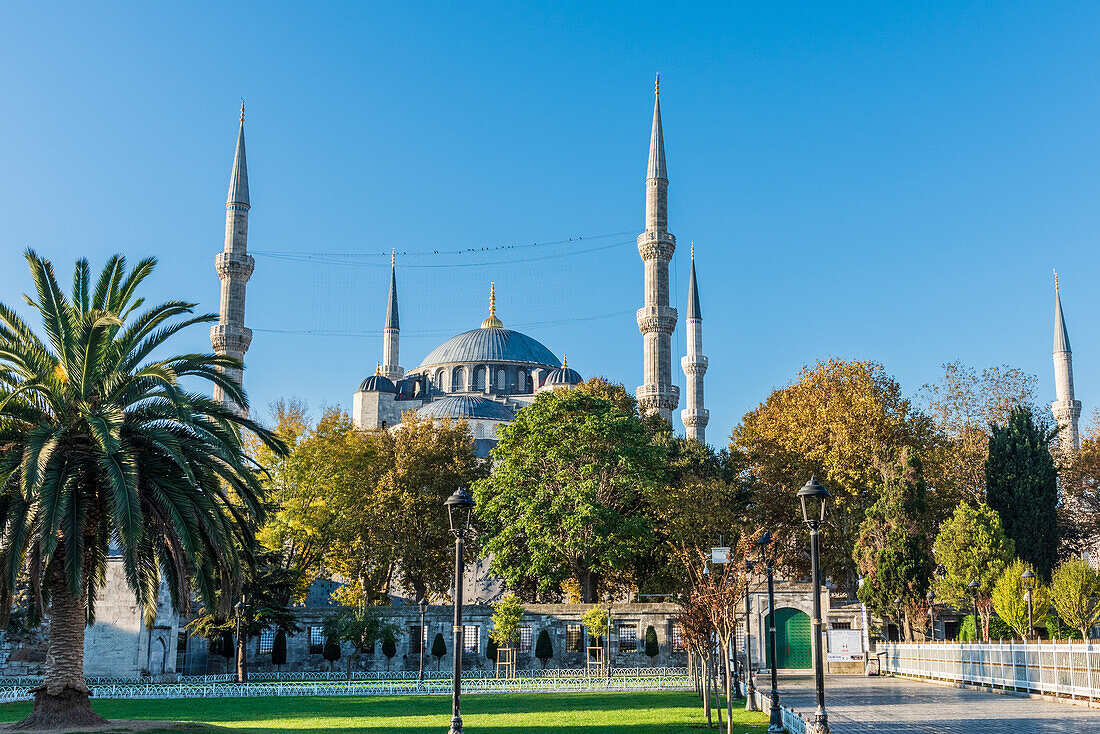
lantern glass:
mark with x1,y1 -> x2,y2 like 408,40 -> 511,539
796,477 -> 831,525
1021,569 -> 1036,590
444,487 -> 475,535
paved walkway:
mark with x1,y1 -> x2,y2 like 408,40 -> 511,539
774,673 -> 1100,733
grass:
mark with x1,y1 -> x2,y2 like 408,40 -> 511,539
0,692 -> 769,733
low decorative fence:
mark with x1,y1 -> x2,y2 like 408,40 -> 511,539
883,642 -> 1100,702
754,689 -> 808,734
0,671 -> 691,703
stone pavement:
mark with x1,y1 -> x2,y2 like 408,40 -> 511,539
774,673 -> 1100,733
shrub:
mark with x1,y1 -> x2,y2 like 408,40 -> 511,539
486,638 -> 498,664
272,631 -> 287,670
322,635 -> 341,670
535,629 -> 553,669
644,625 -> 659,662
1049,558 -> 1100,639
381,629 -> 397,671
431,632 -> 447,670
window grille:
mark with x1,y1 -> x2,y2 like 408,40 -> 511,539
566,624 -> 583,652
671,623 -> 686,653
518,625 -> 532,653
618,623 -> 638,653
463,625 -> 480,654
259,627 -> 276,655
309,626 -> 324,654
408,624 -> 428,654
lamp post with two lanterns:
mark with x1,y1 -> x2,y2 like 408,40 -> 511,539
1021,569 -> 1037,640
445,488 -> 475,734
797,477 -> 832,734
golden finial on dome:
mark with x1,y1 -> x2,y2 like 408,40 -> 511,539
562,354 -> 568,368
481,281 -> 503,328
375,361 -> 381,375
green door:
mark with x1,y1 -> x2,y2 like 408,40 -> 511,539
765,608 -> 812,669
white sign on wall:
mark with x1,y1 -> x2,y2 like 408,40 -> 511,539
826,628 -> 864,662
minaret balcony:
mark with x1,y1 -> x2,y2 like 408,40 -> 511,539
210,324 -> 253,355
681,355 -> 708,374
636,307 -> 678,335
215,252 -> 255,281
636,231 -> 676,261
681,409 -> 710,427
636,384 -> 680,411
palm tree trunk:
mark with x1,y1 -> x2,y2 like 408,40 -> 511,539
15,566 -> 107,729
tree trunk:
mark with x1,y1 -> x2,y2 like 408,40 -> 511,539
15,565 -> 107,729
236,632 -> 248,683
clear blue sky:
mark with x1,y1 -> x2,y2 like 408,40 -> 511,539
3,2 -> 1100,443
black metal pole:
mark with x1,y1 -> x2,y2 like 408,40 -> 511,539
809,524 -> 829,734
449,535 -> 464,734
765,562 -> 785,733
745,587 -> 757,711
971,594 -> 979,643
1026,589 -> 1033,641
606,602 -> 612,681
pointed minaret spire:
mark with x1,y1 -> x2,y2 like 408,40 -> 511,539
380,250 -> 403,381
636,75 -> 679,421
681,244 -> 709,443
1052,270 -> 1081,452
211,103 -> 255,414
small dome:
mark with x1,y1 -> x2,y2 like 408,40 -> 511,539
416,396 -> 514,421
542,366 -> 583,387
358,374 -> 397,393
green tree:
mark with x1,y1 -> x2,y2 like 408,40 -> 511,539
1049,558 -> 1100,640
485,637 -> 498,665
991,559 -> 1049,639
853,450 -> 935,640
324,413 -> 486,605
474,381 -> 665,601
932,502 -> 1015,640
272,630 -> 287,671
185,547 -> 301,682
644,625 -> 659,663
381,628 -> 398,671
581,605 -> 611,647
322,635 -> 341,671
431,632 -> 447,671
489,593 -> 524,650
323,604 -> 399,679
535,629 -> 554,669
985,407 -> 1059,580
731,359 -> 937,595
0,252 -> 284,727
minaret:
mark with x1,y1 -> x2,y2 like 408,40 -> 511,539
380,250 -> 403,380
210,102 -> 255,413
681,244 -> 709,443
1051,271 -> 1081,452
636,74 -> 679,420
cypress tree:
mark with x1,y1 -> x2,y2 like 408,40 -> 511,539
381,631 -> 397,671
272,630 -> 287,671
431,632 -> 447,671
323,635 -> 341,671
986,407 -> 1059,580
535,629 -> 554,669
486,637 -> 498,664
644,625 -> 659,662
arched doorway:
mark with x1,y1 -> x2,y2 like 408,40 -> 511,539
765,608 -> 811,669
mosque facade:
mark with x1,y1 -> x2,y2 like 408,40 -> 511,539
350,78 -> 709,447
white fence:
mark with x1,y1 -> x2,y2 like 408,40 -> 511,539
754,689 -> 808,734
883,642 -> 1100,701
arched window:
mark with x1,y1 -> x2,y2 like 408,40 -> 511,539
436,369 -> 446,392
496,369 -> 506,391
474,422 -> 485,438
453,366 -> 465,391
474,367 -> 485,391
517,370 -> 526,393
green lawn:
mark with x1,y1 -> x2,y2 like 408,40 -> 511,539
0,692 -> 769,733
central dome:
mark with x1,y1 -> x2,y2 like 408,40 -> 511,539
417,327 -> 561,370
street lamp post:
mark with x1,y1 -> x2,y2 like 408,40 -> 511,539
927,591 -> 936,641
744,560 -> 756,710
445,487 -> 475,734
418,597 -> 429,688
757,531 -> 786,734
1021,570 -> 1036,641
797,477 -> 832,734
968,580 -> 981,643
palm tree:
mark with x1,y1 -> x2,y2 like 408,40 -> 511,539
0,251 -> 284,728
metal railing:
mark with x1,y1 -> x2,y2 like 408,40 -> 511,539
0,672 -> 692,703
883,641 -> 1100,702
754,689 -> 808,734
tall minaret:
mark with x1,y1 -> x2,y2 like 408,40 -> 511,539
210,102 -> 255,413
681,245 -> 709,443
636,74 -> 679,421
1052,271 -> 1081,452
380,250 -> 403,381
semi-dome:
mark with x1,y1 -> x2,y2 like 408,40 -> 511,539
417,328 -> 560,370
541,366 -> 582,388
358,374 -> 397,393
416,395 -> 515,421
